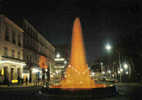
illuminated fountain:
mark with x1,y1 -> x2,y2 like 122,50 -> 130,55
59,17 -> 105,89
39,17 -> 117,98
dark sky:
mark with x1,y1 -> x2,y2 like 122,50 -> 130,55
1,0 -> 138,64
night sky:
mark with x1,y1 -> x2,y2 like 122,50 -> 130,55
1,0 -> 138,64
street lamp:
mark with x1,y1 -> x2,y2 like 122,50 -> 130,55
64,60 -> 67,64
56,53 -> 60,58
107,70 -> 111,78
91,72 -> 95,76
105,43 -> 123,81
105,43 -> 112,51
120,68 -> 123,72
45,69 -> 48,72
108,70 -> 111,74
105,43 -> 112,79
118,70 -> 120,74
126,71 -> 128,75
123,63 -> 128,70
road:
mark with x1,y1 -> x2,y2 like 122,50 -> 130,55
0,83 -> 141,100
116,84 -> 142,100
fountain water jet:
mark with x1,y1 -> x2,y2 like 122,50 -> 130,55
51,17 -> 105,89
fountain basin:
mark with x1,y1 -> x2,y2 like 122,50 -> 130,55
40,85 -> 118,98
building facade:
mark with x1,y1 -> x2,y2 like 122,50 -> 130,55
52,52 -> 68,85
22,19 -> 55,82
0,15 -> 26,83
0,15 -> 55,84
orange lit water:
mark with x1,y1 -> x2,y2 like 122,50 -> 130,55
51,18 -> 105,89
39,56 -> 48,69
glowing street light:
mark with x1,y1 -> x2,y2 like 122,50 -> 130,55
124,63 -> 128,69
56,53 -> 60,58
120,68 -> 123,72
91,72 -> 95,76
126,71 -> 128,75
118,70 -> 120,74
64,60 -> 67,64
45,69 -> 48,72
108,70 -> 111,74
105,43 -> 112,51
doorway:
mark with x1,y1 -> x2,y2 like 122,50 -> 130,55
11,68 -> 14,80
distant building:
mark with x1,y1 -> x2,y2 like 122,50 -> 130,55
49,52 -> 67,85
51,45 -> 69,84
0,15 -> 26,83
55,44 -> 70,61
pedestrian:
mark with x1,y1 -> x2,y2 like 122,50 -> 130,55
17,76 -> 20,84
38,77 -> 40,86
25,77 -> 28,86
21,78 -> 24,84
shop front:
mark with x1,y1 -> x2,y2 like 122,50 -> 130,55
31,67 -> 42,82
0,57 -> 26,84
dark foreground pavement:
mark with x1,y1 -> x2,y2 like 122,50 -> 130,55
0,85 -> 142,100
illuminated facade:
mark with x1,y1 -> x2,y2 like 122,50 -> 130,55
0,15 -> 26,83
51,53 -> 67,85
0,15 -> 55,84
57,18 -> 105,89
22,19 -> 55,82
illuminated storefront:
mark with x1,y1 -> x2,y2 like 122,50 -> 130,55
0,15 -> 25,84
0,56 -> 26,83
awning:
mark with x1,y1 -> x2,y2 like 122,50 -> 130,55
0,56 -> 26,66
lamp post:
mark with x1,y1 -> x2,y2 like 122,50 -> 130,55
105,43 -> 122,82
113,45 -> 123,82
105,44 -> 112,51
124,63 -> 128,70
105,43 -> 112,79
100,62 -> 103,73
108,70 -> 111,78
123,63 -> 129,81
